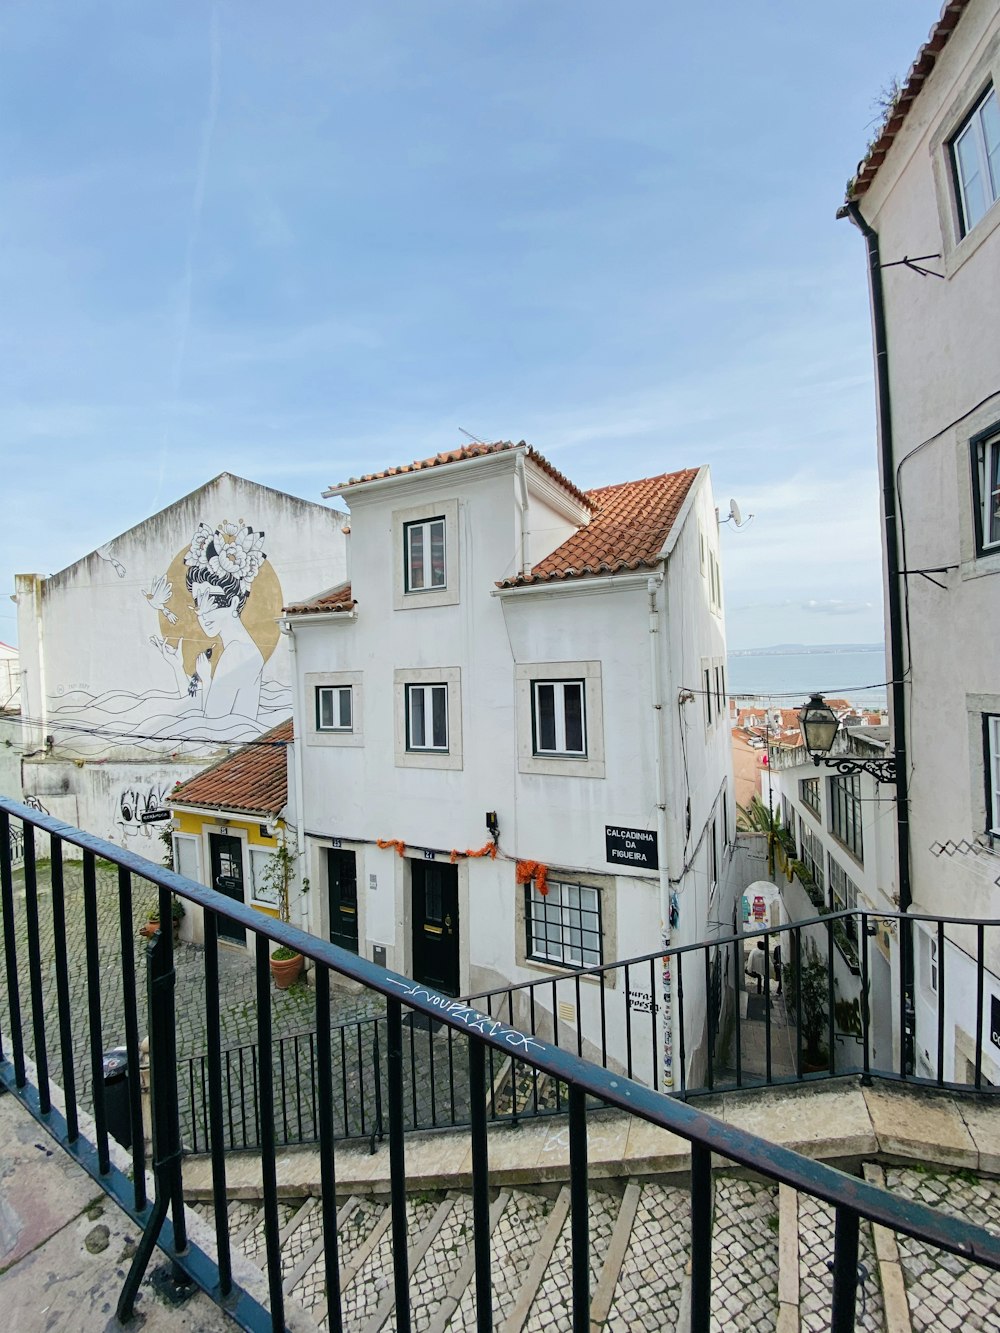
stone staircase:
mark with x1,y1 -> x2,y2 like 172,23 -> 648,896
190,1160 -> 1000,1331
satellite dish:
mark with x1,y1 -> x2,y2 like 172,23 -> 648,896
729,499 -> 742,526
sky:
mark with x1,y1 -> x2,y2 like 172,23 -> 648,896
0,1 -> 945,650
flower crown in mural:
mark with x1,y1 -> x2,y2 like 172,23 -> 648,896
184,520 -> 268,594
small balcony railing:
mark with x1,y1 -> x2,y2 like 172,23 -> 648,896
2,794 -> 999,1333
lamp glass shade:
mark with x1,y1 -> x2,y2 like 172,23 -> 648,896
798,694 -> 839,756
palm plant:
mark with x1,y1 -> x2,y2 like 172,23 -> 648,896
736,795 -> 793,881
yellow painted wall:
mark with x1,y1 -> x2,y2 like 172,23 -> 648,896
171,808 -> 284,920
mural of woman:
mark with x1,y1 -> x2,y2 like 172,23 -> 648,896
150,520 -> 269,719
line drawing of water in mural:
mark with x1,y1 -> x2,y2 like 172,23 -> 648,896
47,518 -> 291,758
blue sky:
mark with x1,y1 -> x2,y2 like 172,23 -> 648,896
0,2 -> 942,649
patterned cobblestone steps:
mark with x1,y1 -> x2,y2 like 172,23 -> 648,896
192,1161 -> 1000,1331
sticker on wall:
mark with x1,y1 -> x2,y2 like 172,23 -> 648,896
46,518 -> 290,759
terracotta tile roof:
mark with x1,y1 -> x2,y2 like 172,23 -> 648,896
170,720 -> 291,816
330,441 -> 595,513
846,0 -> 970,202
283,582 -> 355,617
497,467 -> 699,588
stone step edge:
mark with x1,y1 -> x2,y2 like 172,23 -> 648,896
425,1189 -> 511,1333
590,1179 -> 641,1327
283,1194 -> 362,1300
777,1183 -> 799,1333
361,1196 -> 457,1333
862,1163 -> 914,1333
500,1185 -> 571,1333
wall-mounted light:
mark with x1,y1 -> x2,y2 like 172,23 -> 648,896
798,692 -> 897,783
486,811 -> 499,842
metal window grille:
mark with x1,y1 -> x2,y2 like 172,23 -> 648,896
828,773 -> 864,863
526,880 -> 602,968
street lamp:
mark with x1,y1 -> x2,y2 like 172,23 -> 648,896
797,692 -> 898,783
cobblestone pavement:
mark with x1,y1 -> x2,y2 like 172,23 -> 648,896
709,1175 -> 779,1332
605,1180 -> 689,1331
798,1193 -> 884,1331
526,1187 -> 619,1329
451,1186 -> 552,1330
885,1165 -> 1000,1332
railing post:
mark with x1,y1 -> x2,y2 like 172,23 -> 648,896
469,1040 -> 492,1332
568,1084 -> 590,1333
0,808 -> 25,1086
830,1205 -> 860,1333
689,1142 -> 712,1332
387,998 -> 411,1333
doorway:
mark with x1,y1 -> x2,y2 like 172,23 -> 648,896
209,833 -> 246,944
327,848 -> 359,954
411,861 -> 459,996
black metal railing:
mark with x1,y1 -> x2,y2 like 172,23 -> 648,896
3,794 -> 1000,1333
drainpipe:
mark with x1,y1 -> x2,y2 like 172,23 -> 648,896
279,619 -> 310,936
647,573 -> 676,1089
515,451 -> 530,575
843,199 -> 913,1075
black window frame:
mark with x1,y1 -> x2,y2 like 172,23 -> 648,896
828,772 -> 864,864
984,712 -> 1000,839
950,83 -> 1000,238
525,879 -> 603,969
970,423 -> 1000,557
800,776 -> 821,818
405,681 -> 449,752
403,515 -> 447,594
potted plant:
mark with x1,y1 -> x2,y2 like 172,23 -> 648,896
260,836 -> 304,989
783,938 -> 831,1072
139,897 -> 185,942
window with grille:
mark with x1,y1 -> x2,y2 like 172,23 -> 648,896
526,880 -> 602,968
828,773 -> 863,863
800,776 -> 821,818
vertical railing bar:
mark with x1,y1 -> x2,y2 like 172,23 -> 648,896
704,946 -> 714,1094
936,919 -> 946,1086
409,1010 -> 418,1129
551,980 -> 561,1113
734,937 -> 743,1089
795,926 -> 803,1080
599,970 -> 608,1068
469,1039 -> 492,1332
117,865 -> 146,1208
22,824 -> 50,1113
486,995 -> 497,1121
826,916 -> 836,1077
575,973 -> 583,1058
156,884 -> 187,1255
83,850 -> 110,1171
358,1023 -> 367,1138
252,1045 -> 260,1151
860,914 -> 872,1085
255,940 -> 284,1331
280,1037 -> 289,1143
676,953 -> 685,1097
975,924 -> 985,1091
238,1050 -> 247,1149
187,1060 -> 197,1155
49,835 -> 79,1142
530,985 -> 540,1113
203,909 -> 232,1296
899,915 -> 910,1081
428,1013 -> 437,1128
0,809 -> 26,1086
308,1032 -> 316,1142
689,1142 -> 712,1332
568,1084 -> 589,1333
387,998 -> 411,1333
830,1206 -> 860,1333
344,1025 -> 353,1137
448,1023 -> 457,1124
764,933 -> 773,1085
226,1050 -> 235,1149
316,968 -> 343,1333
507,991 -> 519,1126
649,957 -> 658,1091
624,964 -> 633,1082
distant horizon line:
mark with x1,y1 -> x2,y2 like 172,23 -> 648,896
728,643 -> 884,656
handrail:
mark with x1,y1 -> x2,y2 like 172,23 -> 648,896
3,794 -> 998,1269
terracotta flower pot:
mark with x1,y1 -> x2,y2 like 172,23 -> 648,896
270,952 -> 304,989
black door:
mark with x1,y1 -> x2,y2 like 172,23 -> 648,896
327,848 -> 359,954
209,833 -> 246,943
411,861 -> 459,996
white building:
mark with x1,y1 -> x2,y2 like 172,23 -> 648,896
843,0 -> 1000,1082
768,728 -> 899,1069
13,473 -> 347,850
282,440 -> 736,1091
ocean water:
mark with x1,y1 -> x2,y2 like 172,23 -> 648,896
726,649 -> 888,710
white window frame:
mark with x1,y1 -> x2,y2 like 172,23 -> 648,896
531,678 -> 587,757
249,847 -> 281,910
952,85 -> 1000,236
987,714 -> 1000,837
306,671 -> 364,748
526,879 -> 603,969
392,498 -> 460,610
316,684 -> 353,732
974,429 -> 1000,554
394,666 -> 463,770
406,682 -> 449,752
404,516 -> 447,593
515,661 -> 605,779
173,832 -> 202,885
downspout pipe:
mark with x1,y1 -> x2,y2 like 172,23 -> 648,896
279,619 -> 311,938
515,451 -> 530,576
843,201 -> 912,916
647,573 -> 675,1089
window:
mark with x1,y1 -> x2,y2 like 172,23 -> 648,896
404,517 -> 446,592
406,683 -> 448,751
972,427 -> 1000,554
828,855 -> 860,942
800,776 -> 821,818
515,661 -> 605,778
799,820 -> 824,893
829,773 -> 864,863
526,879 -> 602,968
709,817 -> 719,897
394,667 -> 463,770
316,685 -> 352,731
952,86 -> 1000,235
532,679 -> 586,757
921,932 -> 939,996
985,714 -> 1000,837
704,667 -> 713,726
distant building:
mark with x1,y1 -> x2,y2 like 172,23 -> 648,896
13,474 -> 347,851
843,0 -> 1000,1081
0,641 -> 19,713
282,441 -> 736,1091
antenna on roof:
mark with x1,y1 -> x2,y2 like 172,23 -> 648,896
458,426 -> 488,444
721,498 -> 754,529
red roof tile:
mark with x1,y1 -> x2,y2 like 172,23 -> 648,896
847,1 -> 970,201
331,441 -> 595,513
284,582 -> 355,617
170,720 -> 291,816
497,467 -> 699,588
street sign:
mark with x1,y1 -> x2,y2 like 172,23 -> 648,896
140,810 -> 172,824
605,825 -> 659,870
